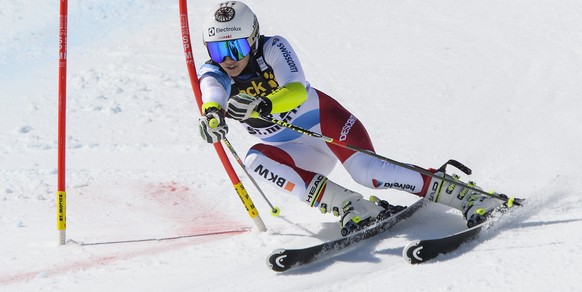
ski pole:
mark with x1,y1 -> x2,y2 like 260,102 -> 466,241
206,116 -> 281,216
253,113 -> 520,206
179,0 -> 266,231
222,137 -> 281,216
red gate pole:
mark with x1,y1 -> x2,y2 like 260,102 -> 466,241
178,0 -> 266,231
57,0 -> 68,245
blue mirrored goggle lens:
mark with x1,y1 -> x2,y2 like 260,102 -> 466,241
207,39 -> 252,63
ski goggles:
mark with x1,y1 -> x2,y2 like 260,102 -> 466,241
206,38 -> 252,63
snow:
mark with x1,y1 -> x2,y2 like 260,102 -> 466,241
1,0 -> 582,291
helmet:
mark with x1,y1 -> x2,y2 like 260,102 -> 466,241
203,1 -> 260,52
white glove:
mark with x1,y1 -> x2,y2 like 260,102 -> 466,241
199,110 -> 228,144
227,93 -> 271,121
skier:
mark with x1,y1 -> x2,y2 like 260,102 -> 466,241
197,1 -> 504,234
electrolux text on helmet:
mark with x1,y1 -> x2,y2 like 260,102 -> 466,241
208,26 -> 242,37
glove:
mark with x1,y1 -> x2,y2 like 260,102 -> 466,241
199,109 -> 228,144
227,93 -> 272,121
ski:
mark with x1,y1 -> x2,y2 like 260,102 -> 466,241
403,198 -> 525,264
403,221 -> 485,264
267,198 -> 427,272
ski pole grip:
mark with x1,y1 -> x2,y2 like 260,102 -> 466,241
208,117 -> 219,129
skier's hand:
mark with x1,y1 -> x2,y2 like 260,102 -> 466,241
199,109 -> 228,144
227,93 -> 271,121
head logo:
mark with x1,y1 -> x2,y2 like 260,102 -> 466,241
208,27 -> 215,37
305,175 -> 327,207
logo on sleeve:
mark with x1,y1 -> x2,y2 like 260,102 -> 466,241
275,42 -> 298,73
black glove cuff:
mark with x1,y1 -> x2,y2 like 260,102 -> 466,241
203,106 -> 220,115
256,97 -> 273,115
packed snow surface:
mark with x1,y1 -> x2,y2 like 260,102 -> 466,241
1,1 -> 581,291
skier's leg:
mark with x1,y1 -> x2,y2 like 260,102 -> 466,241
315,88 -> 430,196
245,143 -> 387,232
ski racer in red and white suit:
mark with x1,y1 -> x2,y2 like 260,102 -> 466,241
197,0 -> 503,233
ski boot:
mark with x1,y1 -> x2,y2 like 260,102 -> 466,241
339,195 -> 406,236
302,174 -> 404,236
427,171 -> 507,227
370,195 -> 407,220
465,192 -> 524,227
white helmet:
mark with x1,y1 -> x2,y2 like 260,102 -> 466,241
203,1 -> 260,50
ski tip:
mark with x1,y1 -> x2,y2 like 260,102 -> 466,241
403,240 -> 423,264
266,248 -> 288,272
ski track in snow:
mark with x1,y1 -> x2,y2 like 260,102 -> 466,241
2,0 -> 582,291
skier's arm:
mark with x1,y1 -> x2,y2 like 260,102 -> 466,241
199,63 -> 232,114
258,81 -> 307,114
227,82 -> 307,121
262,36 -> 310,113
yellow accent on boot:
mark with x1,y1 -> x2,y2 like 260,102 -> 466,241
507,197 -> 515,208
342,201 -> 350,209
458,187 -> 469,200
458,181 -> 476,200
446,174 -> 460,194
319,203 -> 328,214
352,216 -> 361,224
476,208 -> 486,216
